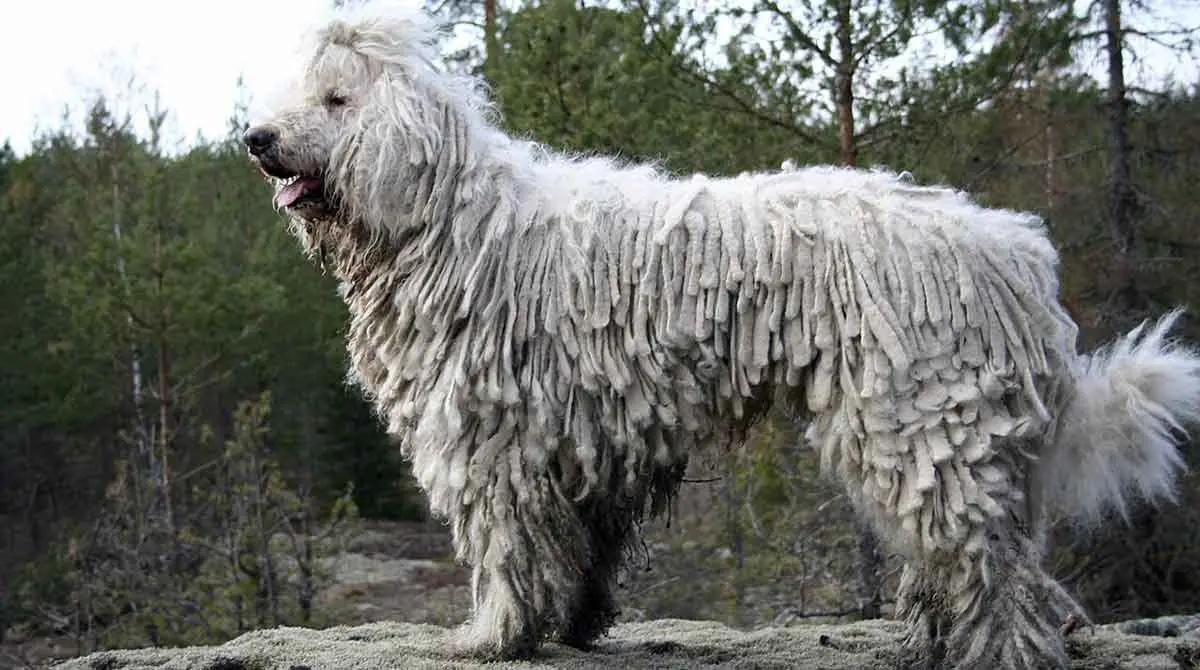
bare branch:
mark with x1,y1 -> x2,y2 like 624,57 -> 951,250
1074,24 -> 1199,45
1013,145 -> 1105,168
443,19 -> 488,32
1124,25 -> 1200,39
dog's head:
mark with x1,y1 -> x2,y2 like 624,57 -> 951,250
243,2 -> 484,239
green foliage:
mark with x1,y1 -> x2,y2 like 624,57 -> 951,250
62,392 -> 360,650
490,0 -> 805,174
188,392 -> 360,635
6,543 -> 74,634
310,384 -> 423,520
625,0 -> 1081,168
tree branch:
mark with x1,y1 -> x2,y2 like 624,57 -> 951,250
632,0 -> 825,146
964,125 -> 1051,191
756,0 -> 838,67
853,5 -> 916,70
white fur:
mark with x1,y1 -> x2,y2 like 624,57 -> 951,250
1043,309 -> 1200,524
245,3 -> 1200,668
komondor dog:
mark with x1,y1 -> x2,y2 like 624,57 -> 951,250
243,3 -> 1200,668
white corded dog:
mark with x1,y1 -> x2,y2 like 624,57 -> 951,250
243,3 -> 1200,667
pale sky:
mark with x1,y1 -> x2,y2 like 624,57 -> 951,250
0,0 -> 331,155
1,0 -> 1197,157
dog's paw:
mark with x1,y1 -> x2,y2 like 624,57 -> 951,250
445,620 -> 540,661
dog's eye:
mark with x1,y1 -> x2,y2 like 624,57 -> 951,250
324,92 -> 348,108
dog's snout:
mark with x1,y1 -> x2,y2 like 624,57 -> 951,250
243,126 -> 279,156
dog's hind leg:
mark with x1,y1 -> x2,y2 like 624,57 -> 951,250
881,448 -> 1081,670
895,563 -> 950,670
937,515 -> 1081,670
893,531 -> 1077,670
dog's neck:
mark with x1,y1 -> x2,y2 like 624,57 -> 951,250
294,132 -> 538,384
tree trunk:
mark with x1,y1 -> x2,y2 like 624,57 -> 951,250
251,453 -> 280,626
1040,69 -> 1057,213
297,511 -> 315,624
1105,0 -> 1140,316
484,0 -> 498,78
112,170 -> 156,485
727,455 -> 744,570
156,319 -> 173,535
152,186 -> 175,539
834,0 -> 858,167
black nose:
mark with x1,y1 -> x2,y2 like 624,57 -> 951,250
243,126 -> 278,156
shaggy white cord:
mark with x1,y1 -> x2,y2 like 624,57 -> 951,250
246,3 -> 1200,668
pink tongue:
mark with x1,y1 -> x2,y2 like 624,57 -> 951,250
274,178 -> 322,208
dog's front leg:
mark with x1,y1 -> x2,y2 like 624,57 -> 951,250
446,456 -> 590,660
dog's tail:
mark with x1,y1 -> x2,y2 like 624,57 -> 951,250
1041,309 -> 1200,525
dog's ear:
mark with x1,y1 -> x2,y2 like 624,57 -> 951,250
324,21 -> 358,48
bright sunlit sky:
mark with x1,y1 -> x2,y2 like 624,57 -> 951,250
1,0 -> 1198,157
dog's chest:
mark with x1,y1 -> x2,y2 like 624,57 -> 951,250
338,266 -> 470,426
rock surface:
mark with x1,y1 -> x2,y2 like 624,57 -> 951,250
54,617 -> 1200,670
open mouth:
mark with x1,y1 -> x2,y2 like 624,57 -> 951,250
255,159 -> 327,211
274,174 -> 326,210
